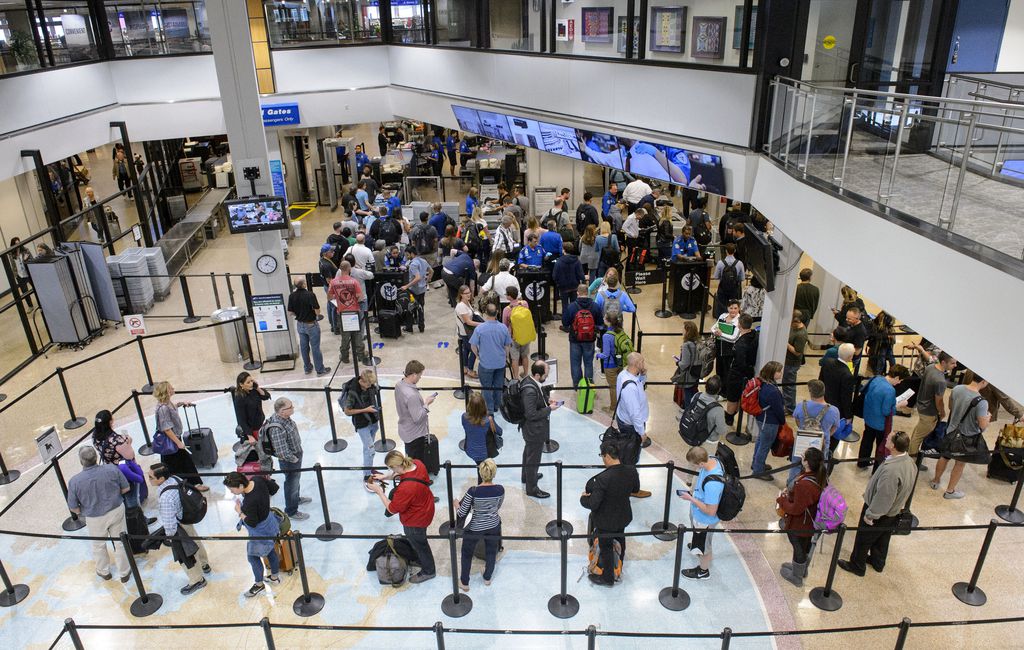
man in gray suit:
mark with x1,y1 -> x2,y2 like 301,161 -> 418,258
520,360 -> 562,499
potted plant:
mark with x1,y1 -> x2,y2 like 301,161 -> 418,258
9,29 -> 37,70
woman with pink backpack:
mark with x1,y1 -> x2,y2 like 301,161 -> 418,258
776,447 -> 826,587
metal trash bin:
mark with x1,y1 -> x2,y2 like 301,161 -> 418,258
211,306 -> 250,363
292,220 -> 302,238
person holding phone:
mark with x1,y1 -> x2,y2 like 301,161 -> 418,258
343,369 -> 382,488
520,360 -> 561,499
396,360 -> 437,473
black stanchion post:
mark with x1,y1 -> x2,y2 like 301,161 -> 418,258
225,272 -> 236,306
652,462 -> 679,540
0,558 -> 29,607
135,336 -> 154,393
637,330 -> 644,354
239,313 -> 262,371
323,386 -> 347,453
545,461 -> 574,537
210,272 -> 221,309
655,263 -> 672,318
0,450 -> 21,486
441,528 -> 473,617
721,626 -> 733,650
995,464 -> 1024,524
119,532 -> 162,616
64,618 -> 85,650
313,464 -> 343,541
658,523 -> 691,611
364,312 -> 381,366
55,367 -> 87,429
180,275 -> 200,323
626,266 -> 641,295
261,617 -> 276,650
809,523 -> 846,611
547,528 -> 579,618
291,533 -> 326,616
586,625 -> 597,650
726,409 -> 750,446
372,383 -> 395,453
132,390 -> 154,456
454,339 -> 468,401
52,457 -> 86,532
952,518 -> 998,606
433,621 -> 446,650
438,461 -> 456,536
893,617 -> 911,650
630,311 -> 638,344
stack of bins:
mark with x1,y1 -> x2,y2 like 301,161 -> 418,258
107,253 -> 154,313
128,247 -> 171,300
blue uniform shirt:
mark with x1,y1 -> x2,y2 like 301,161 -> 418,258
672,236 -> 699,258
466,195 -> 478,216
518,245 -> 544,267
355,152 -> 369,171
539,231 -> 563,256
446,136 -> 457,153
602,191 -> 616,217
386,195 -> 401,215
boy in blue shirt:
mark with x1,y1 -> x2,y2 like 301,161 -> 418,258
679,445 -> 723,580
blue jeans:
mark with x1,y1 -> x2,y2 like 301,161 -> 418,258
752,420 -> 779,473
459,335 -> 476,372
279,453 -> 303,516
782,364 -> 800,414
297,321 -> 326,373
478,366 -> 504,413
356,422 -> 379,477
460,523 -> 501,585
248,550 -> 279,582
569,341 -> 595,387
323,288 -> 336,332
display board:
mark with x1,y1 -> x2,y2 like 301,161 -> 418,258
533,187 -> 558,218
252,293 -> 289,333
226,197 -> 287,235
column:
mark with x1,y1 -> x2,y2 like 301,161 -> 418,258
809,262 -> 843,344
755,227 -> 803,370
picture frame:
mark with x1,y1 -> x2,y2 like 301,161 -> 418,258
732,5 -> 756,50
556,19 -> 570,42
581,6 -> 614,43
617,16 -> 640,53
691,16 -> 727,60
650,6 -> 686,53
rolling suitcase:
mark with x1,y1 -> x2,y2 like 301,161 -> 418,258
422,433 -> 440,475
378,310 -> 403,339
182,405 -> 218,469
264,530 -> 297,574
577,378 -> 594,414
987,449 -> 1022,484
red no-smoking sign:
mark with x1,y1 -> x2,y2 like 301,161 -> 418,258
124,314 -> 147,336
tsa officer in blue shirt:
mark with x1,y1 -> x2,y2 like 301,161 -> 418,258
671,225 -> 701,260
445,133 -> 459,174
602,182 -> 618,219
460,139 -> 472,168
355,145 -> 370,174
517,233 -> 544,267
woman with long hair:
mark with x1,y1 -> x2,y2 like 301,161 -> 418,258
223,471 -> 281,598
673,321 -> 702,408
868,311 -> 896,376
578,223 -> 598,279
92,409 -> 132,465
455,285 -> 479,379
152,381 -> 207,491
462,392 -> 499,473
751,361 -> 786,478
231,372 -> 271,443
593,221 -> 620,281
775,446 -> 825,586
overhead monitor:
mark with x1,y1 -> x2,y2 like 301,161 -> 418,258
507,115 -> 544,149
664,147 -> 727,196
619,139 -> 671,182
538,122 -> 582,159
744,224 -> 777,293
576,129 -> 623,169
225,197 -> 288,235
452,105 -> 483,134
476,110 -> 513,142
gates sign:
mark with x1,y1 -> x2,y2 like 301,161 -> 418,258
261,103 -> 301,127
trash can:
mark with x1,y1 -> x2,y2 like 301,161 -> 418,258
211,306 -> 251,363
292,220 -> 302,238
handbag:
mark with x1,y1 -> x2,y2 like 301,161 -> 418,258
771,423 -> 795,458
485,418 -> 503,458
938,396 -> 989,463
833,418 -> 854,442
151,431 -> 178,455
921,421 -> 948,452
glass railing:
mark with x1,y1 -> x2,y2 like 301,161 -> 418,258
765,76 -> 1024,262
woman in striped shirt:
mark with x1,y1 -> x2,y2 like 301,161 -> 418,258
455,459 -> 504,591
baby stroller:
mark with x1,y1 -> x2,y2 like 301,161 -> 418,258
397,288 -> 424,333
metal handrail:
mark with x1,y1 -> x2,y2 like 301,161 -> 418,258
775,76 -> 1024,112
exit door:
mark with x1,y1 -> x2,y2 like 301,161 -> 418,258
946,0 -> 1010,73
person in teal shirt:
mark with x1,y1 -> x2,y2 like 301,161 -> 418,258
678,445 -> 724,580
859,365 -> 911,470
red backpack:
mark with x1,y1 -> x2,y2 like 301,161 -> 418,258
740,377 -> 763,416
571,308 -> 597,342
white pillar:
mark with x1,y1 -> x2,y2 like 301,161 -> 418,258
756,227 -> 803,370
809,261 -> 844,345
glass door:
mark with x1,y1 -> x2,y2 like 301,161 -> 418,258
801,0 -> 858,84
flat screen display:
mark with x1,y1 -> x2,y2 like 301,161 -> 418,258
507,115 -> 544,149
476,110 -> 513,142
744,224 -> 776,293
538,122 -> 582,159
664,147 -> 727,196
576,129 -> 623,169
226,197 -> 287,235
452,105 -> 483,134
619,139 -> 672,182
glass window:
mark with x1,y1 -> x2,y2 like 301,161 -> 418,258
106,1 -> 211,56
644,0 -> 755,67
554,0 -> 631,59
40,1 -> 100,65
0,6 -> 43,73
434,0 -> 475,47
488,0 -> 540,52
390,0 -> 427,44
264,0 -> 383,48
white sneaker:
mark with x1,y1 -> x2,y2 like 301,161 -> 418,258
929,481 -> 941,490
943,490 -> 965,499
290,511 -> 311,521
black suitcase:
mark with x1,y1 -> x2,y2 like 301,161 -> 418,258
124,504 -> 150,554
183,405 -> 218,469
378,310 -> 403,339
987,448 -> 1022,484
423,433 -> 440,476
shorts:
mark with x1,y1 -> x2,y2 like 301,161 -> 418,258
510,340 -> 531,359
724,373 -> 745,402
688,514 -> 717,555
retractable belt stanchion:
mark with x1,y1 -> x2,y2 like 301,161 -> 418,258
586,624 -> 597,650
180,276 -> 200,323
952,518 -> 998,606
291,532 -> 325,616
655,261 -> 672,318
659,523 -> 691,611
364,313 -> 381,366
547,527 -> 579,618
371,382 -> 395,453
0,449 -> 20,486
313,464 -> 342,541
809,523 -> 846,611
454,339 -> 468,401
323,386 -> 347,453
726,409 -> 751,446
261,617 -> 276,650
0,557 -> 29,607
52,457 -> 86,532
135,336 -> 155,394
651,461 -> 679,540
438,462 -> 457,537
119,532 -> 162,617
132,389 -> 154,457
995,464 -> 1024,524
721,626 -> 733,650
433,621 -> 446,650
441,528 -> 473,617
64,618 -> 85,650
545,461 -> 573,537
55,367 -> 87,429
894,618 -> 912,650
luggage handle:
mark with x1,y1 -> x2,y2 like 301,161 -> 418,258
181,403 -> 201,433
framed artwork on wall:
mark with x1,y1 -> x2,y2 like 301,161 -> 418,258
617,16 -> 640,53
692,16 -> 727,59
650,6 -> 686,53
581,6 -> 614,43
732,5 -> 756,50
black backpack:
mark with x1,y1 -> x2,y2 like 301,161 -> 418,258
600,240 -> 620,268
161,479 -> 208,525
500,377 -> 528,425
411,224 -> 436,255
719,259 -> 740,295
702,471 -> 745,522
377,218 -> 402,246
678,397 -> 722,447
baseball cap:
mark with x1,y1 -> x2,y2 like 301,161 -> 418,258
320,243 -> 333,254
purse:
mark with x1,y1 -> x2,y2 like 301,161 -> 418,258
485,418 -> 503,458
771,423 -> 795,458
151,431 -> 178,455
938,396 -> 989,463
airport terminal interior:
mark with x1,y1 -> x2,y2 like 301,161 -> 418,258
1,1 -> 1023,648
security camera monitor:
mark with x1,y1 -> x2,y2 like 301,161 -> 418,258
507,115 -> 544,149
538,121 -> 582,160
618,138 -> 671,182
576,129 -> 623,169
476,110 -> 514,142
452,105 -> 483,134
664,147 -> 727,196
226,197 -> 287,235
744,223 -> 776,293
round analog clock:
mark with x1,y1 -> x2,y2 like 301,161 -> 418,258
256,254 -> 278,275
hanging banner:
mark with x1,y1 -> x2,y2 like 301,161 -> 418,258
61,14 -> 93,61
162,8 -> 191,39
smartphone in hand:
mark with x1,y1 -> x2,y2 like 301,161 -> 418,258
676,488 -> 690,497
430,392 -> 439,399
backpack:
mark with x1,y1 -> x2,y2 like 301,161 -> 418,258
702,470 -> 745,522
612,329 -> 633,367
258,420 -> 279,457
678,397 -> 723,447
601,289 -> 623,321
694,336 -> 716,379
509,305 -> 536,345
411,224 -> 436,255
465,222 -> 485,253
500,378 -> 529,425
161,479 -> 207,525
797,402 -> 828,440
740,377 -> 763,416
600,240 -> 620,268
658,219 -> 674,242
587,536 -> 622,582
814,485 -> 847,532
375,536 -> 409,586
377,217 -> 402,246
719,259 -> 740,295
571,308 -> 597,342
714,442 -> 740,479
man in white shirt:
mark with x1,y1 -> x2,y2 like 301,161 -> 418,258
482,258 -> 520,305
622,178 -> 653,211
349,233 -> 375,270
614,352 -> 652,498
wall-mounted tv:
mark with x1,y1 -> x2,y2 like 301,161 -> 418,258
744,224 -> 776,293
619,139 -> 672,182
452,105 -> 483,134
665,147 -> 727,195
538,122 -> 582,159
476,110 -> 513,142
576,129 -> 623,169
507,115 -> 543,149
226,197 -> 287,235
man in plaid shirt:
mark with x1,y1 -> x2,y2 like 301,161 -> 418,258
263,397 -> 311,520
149,463 -> 210,595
